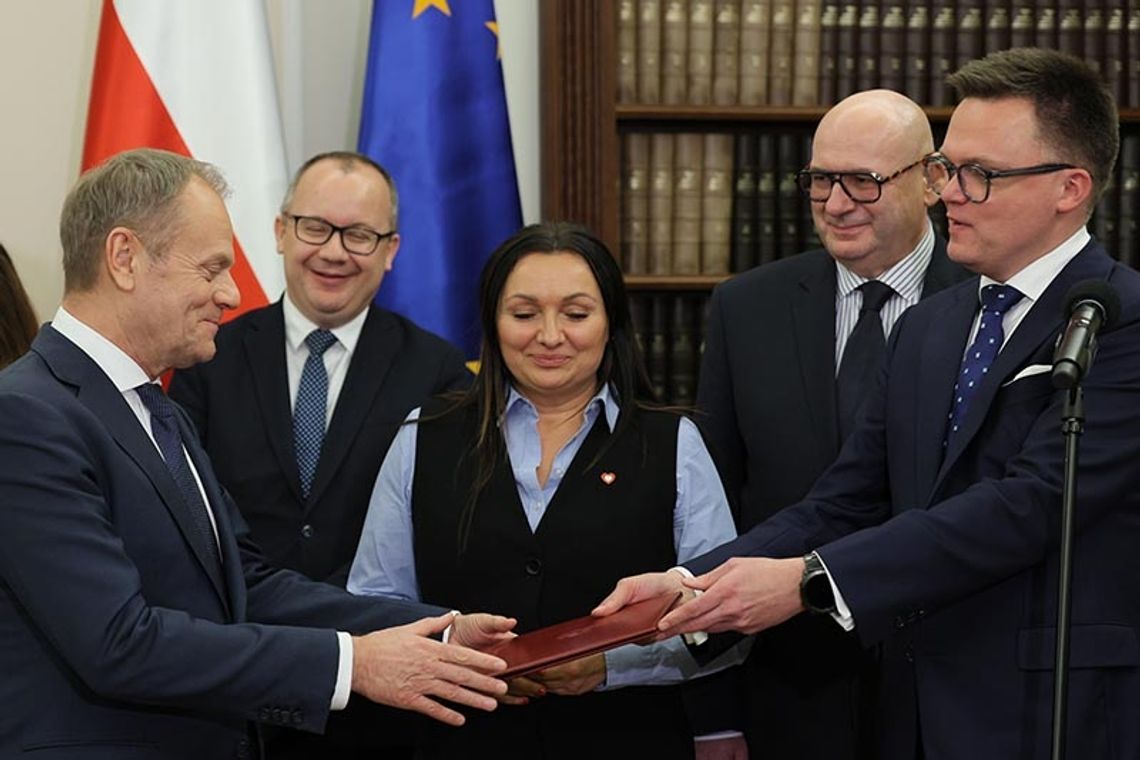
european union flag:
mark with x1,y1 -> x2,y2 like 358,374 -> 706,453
358,0 -> 522,356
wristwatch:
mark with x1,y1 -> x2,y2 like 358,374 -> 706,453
800,551 -> 837,615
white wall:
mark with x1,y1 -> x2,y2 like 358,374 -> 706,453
0,0 -> 540,320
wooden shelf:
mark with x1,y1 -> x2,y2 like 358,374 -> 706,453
624,274 -> 731,291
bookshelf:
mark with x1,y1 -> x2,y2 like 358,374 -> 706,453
539,0 -> 1140,403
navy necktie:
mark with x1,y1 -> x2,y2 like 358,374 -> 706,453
294,329 -> 337,499
836,280 -> 895,439
945,284 -> 1024,445
136,383 -> 221,569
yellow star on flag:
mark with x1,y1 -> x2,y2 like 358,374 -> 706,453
412,0 -> 451,19
485,20 -> 503,59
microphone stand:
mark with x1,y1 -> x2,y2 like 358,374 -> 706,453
1050,384 -> 1083,760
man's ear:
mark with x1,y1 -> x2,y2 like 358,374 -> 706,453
1056,168 -> 1094,215
105,227 -> 141,292
383,233 -> 400,272
274,214 -> 286,255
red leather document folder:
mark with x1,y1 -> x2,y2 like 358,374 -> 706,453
482,592 -> 683,679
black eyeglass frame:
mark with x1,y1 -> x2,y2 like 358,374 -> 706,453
283,213 -> 397,256
922,154 -> 1079,204
796,157 -> 925,204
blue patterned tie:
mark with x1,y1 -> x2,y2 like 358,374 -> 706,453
294,329 -> 337,499
136,383 -> 221,569
945,284 -> 1024,445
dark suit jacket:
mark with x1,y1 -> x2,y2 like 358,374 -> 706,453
690,237 -> 966,754
691,242 -> 1140,759
0,326 -> 442,759
169,302 -> 470,586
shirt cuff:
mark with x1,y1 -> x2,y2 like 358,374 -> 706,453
330,631 -> 353,710
816,553 -> 856,632
695,731 -> 745,741
441,609 -> 460,643
669,566 -> 708,646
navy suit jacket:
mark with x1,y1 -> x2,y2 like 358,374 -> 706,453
169,302 -> 470,585
0,327 -> 442,759
690,241 -> 1140,759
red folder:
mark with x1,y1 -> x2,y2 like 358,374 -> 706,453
482,592 -> 682,679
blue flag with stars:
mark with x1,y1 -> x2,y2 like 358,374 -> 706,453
358,0 -> 522,356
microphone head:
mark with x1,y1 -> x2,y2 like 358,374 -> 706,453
1064,279 -> 1122,329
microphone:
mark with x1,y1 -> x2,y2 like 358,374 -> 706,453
1052,279 -> 1121,389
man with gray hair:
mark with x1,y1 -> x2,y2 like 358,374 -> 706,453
0,148 -> 511,759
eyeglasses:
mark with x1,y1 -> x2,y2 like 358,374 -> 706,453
922,154 -> 1078,204
283,213 -> 396,256
796,158 -> 925,204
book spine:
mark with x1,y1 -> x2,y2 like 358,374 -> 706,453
739,0 -> 772,104
929,4 -> 956,106
1084,0 -> 1106,82
769,0 -> 796,104
799,133 -> 821,251
1035,5 -> 1058,49
836,3 -> 860,99
1128,5 -> 1140,108
712,0 -> 742,104
857,1 -> 882,91
793,0 -> 824,105
670,296 -> 698,405
648,295 -> 669,402
819,3 -> 841,105
702,133 -> 735,274
1118,133 -> 1139,268
757,133 -> 779,264
662,0 -> 690,104
688,0 -> 715,103
648,133 -> 675,275
673,132 -> 705,275
1104,2 -> 1126,105
622,133 -> 651,274
731,133 -> 760,272
1009,4 -> 1035,48
904,1 -> 931,104
776,132 -> 803,260
638,0 -> 663,103
880,3 -> 906,92
984,0 -> 1011,54
956,0 -> 984,69
1057,0 -> 1084,59
618,0 -> 639,103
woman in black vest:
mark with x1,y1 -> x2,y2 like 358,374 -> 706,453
348,222 -> 739,759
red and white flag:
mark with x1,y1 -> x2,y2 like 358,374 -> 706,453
83,0 -> 287,316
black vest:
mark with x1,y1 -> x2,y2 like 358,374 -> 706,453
411,399 -> 694,759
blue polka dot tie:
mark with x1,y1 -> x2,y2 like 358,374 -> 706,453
135,383 -> 221,569
294,329 -> 337,499
945,284 -> 1024,445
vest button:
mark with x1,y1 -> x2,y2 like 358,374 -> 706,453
300,524 -> 315,539
524,558 -> 542,576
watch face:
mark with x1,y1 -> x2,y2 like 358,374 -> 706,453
803,572 -> 836,612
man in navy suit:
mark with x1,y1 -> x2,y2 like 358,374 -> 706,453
168,152 -> 470,758
694,89 -> 968,759
0,148 -> 513,759
599,49 -> 1140,759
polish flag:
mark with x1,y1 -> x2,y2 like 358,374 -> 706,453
82,0 -> 287,316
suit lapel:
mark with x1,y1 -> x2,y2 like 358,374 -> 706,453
307,307 -> 399,506
920,235 -> 967,298
934,244 -> 1114,490
37,329 -> 231,607
790,255 -> 841,458
241,303 -> 304,503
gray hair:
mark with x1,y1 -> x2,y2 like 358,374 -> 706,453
60,148 -> 229,292
280,151 -> 399,231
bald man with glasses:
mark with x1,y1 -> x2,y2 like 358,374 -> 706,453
692,90 -> 968,759
169,151 -> 470,759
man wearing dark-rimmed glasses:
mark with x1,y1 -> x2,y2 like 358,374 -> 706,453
170,151 -> 469,759
694,89 -> 967,760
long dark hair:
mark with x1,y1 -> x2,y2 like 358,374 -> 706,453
0,243 -> 38,369
447,222 -> 654,546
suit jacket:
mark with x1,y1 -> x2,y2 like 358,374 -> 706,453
0,326 -> 441,759
692,242 -> 1140,759
169,302 -> 470,586
690,237 -> 966,754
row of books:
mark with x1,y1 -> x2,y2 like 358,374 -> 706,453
621,129 -> 1140,276
618,0 -> 1140,108
629,293 -> 710,405
621,130 -> 822,275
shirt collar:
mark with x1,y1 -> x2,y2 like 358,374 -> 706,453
836,219 -> 935,300
978,226 -> 1091,304
51,307 -> 152,391
282,294 -> 368,355
502,383 -> 619,432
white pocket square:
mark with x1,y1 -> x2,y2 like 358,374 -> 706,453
1002,363 -> 1053,387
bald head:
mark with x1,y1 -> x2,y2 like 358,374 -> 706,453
807,90 -> 935,279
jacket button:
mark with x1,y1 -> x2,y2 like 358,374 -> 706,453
524,558 -> 542,576
300,524 -> 315,539
904,647 -> 915,663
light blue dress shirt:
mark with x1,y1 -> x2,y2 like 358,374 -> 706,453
349,384 -> 742,688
